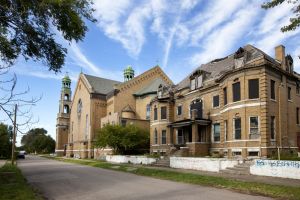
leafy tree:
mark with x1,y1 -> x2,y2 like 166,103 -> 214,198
95,125 -> 150,155
21,128 -> 55,154
262,0 -> 300,32
0,0 -> 96,72
0,123 -> 12,158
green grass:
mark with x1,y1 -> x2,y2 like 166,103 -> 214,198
0,163 -> 41,200
43,156 -> 300,200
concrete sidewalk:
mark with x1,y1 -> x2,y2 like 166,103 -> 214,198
144,165 -> 300,187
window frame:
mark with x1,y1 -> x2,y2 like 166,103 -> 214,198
233,117 -> 242,140
288,86 -> 292,101
197,75 -> 203,88
248,79 -> 259,99
190,78 -> 196,90
212,123 -> 220,142
271,80 -> 276,100
161,130 -> 167,144
297,107 -> 299,125
154,129 -> 158,144
154,106 -> 158,121
270,116 -> 276,141
161,106 -> 167,120
177,129 -> 184,144
249,116 -> 260,137
212,95 -> 220,108
146,104 -> 150,120
223,87 -> 227,105
232,82 -> 241,102
177,105 -> 182,116
224,120 -> 228,142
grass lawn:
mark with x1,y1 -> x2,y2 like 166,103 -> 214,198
0,163 -> 41,200
43,156 -> 300,200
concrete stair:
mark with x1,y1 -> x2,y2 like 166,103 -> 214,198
220,162 -> 252,175
152,157 -> 170,167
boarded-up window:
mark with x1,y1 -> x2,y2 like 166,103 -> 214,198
288,87 -> 291,100
223,87 -> 227,105
271,116 -> 275,140
154,106 -> 158,120
234,118 -> 241,140
161,130 -> 167,144
232,82 -> 241,102
197,75 -> 203,88
190,99 -> 202,119
271,80 -> 275,100
190,79 -> 196,90
249,79 -> 259,99
161,106 -> 167,120
213,95 -> 219,107
213,123 -> 220,142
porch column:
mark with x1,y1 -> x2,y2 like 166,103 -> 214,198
192,123 -> 198,142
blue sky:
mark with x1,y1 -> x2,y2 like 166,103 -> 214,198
2,0 -> 300,144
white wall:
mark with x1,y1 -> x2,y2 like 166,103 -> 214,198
105,155 -> 157,165
250,159 -> 300,180
170,157 -> 239,172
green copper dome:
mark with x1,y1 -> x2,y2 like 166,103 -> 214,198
62,74 -> 71,89
124,65 -> 134,82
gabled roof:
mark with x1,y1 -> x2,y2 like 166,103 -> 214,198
133,78 -> 167,96
122,104 -> 135,113
82,74 -> 121,95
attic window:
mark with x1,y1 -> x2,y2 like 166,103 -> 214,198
197,75 -> 203,88
190,79 -> 196,90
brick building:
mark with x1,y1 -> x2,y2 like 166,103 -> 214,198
150,44 -> 300,158
55,66 -> 173,158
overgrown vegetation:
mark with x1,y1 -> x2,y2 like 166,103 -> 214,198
44,156 -> 300,200
0,123 -> 12,159
21,128 -> 55,154
0,163 -> 40,200
94,124 -> 149,155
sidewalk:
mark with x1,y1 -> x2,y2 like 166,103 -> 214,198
144,165 -> 300,187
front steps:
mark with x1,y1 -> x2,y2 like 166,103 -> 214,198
220,162 -> 252,175
152,157 -> 170,167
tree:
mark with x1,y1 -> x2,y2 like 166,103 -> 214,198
95,125 -> 150,155
0,123 -> 12,158
0,0 -> 96,72
21,128 -> 55,154
262,0 -> 300,32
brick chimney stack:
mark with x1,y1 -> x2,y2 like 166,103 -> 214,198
275,45 -> 286,70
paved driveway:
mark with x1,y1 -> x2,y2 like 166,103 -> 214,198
18,156 -> 273,200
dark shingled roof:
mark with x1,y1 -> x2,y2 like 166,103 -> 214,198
175,44 -> 279,90
83,74 -> 121,94
133,78 -> 167,96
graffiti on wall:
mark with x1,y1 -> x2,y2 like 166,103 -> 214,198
255,160 -> 300,169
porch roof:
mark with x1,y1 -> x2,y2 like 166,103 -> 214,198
169,119 -> 211,128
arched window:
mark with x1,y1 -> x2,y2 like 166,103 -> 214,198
63,105 -> 70,114
77,99 -> 82,115
64,94 -> 69,100
190,99 -> 202,119
146,104 -> 150,120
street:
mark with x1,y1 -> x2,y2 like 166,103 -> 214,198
18,156 -> 273,200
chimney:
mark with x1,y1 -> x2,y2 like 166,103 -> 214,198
275,45 -> 286,70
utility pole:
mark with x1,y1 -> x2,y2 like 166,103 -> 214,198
11,104 -> 17,165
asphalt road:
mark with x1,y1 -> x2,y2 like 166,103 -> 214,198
18,156 -> 273,200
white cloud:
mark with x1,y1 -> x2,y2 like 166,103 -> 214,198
189,4 -> 259,67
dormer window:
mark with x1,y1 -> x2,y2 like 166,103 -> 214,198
158,84 -> 163,98
197,75 -> 203,88
190,70 -> 204,90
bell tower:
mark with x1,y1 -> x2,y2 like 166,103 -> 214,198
124,65 -> 135,82
55,74 -> 72,156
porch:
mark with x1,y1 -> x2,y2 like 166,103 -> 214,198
170,119 -> 211,156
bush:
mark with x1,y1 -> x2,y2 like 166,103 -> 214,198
94,124 -> 149,155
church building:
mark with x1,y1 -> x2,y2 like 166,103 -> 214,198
55,66 -> 173,158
